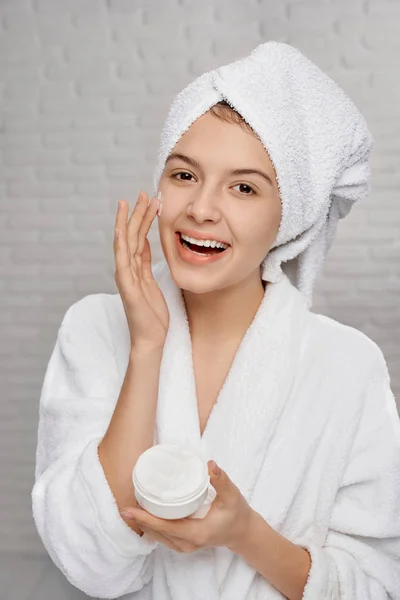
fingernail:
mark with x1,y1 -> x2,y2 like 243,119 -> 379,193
210,461 -> 220,476
120,510 -> 134,519
117,200 -> 122,211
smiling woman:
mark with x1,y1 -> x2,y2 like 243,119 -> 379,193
32,40 -> 400,600
156,107 -> 282,299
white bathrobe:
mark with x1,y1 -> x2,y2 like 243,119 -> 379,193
32,260 -> 400,600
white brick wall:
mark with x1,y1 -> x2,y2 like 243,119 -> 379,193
0,0 -> 399,560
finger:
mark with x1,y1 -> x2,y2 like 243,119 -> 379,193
126,508 -> 198,541
126,191 -> 150,256
139,524 -> 182,552
114,200 -> 135,280
141,237 -> 153,281
141,525 -> 198,554
136,195 -> 158,257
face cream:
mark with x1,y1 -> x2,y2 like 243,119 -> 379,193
133,444 -> 216,520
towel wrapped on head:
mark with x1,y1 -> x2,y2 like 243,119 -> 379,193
153,41 -> 373,307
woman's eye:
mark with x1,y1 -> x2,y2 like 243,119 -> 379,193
173,172 -> 194,181
233,183 -> 255,195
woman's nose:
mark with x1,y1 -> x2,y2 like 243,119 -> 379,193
186,188 -> 221,221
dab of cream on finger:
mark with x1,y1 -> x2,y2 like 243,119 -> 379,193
157,191 -> 163,216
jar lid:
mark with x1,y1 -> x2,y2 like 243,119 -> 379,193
133,444 -> 209,504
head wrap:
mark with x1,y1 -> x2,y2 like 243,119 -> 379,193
152,41 -> 373,307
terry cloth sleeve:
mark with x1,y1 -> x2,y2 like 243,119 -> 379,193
296,345 -> 400,600
31,295 -> 159,599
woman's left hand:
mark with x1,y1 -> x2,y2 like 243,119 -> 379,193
120,461 -> 253,553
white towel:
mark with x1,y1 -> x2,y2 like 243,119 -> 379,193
152,41 -> 373,307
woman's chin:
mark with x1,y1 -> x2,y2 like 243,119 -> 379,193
168,264 -> 224,295
172,274 -> 214,295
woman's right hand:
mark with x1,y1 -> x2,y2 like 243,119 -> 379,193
114,191 -> 170,351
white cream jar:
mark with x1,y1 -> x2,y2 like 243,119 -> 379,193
133,444 -> 216,520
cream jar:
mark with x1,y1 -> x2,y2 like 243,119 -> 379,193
132,444 -> 216,520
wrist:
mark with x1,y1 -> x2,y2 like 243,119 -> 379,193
130,343 -> 165,360
227,507 -> 260,555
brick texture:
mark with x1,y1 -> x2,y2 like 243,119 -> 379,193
0,0 -> 399,557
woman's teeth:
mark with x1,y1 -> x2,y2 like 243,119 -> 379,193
181,239 -> 224,255
180,233 -> 229,250
179,236 -> 225,255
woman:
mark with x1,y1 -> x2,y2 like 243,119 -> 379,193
32,42 -> 400,600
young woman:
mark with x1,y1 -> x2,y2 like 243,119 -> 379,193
32,42 -> 400,600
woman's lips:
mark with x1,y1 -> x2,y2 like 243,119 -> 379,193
175,233 -> 230,266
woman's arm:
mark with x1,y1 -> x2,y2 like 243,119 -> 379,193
98,344 -> 164,536
230,511 -> 311,600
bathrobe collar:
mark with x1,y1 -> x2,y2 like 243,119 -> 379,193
152,261 -> 309,600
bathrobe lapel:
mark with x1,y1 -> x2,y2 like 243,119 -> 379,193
153,261 -> 308,600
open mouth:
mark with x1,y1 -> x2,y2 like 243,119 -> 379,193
177,232 -> 229,256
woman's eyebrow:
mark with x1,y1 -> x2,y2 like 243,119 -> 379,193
165,152 -> 274,187
230,168 -> 273,187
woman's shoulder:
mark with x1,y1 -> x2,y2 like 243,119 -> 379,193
60,292 -> 120,335
306,310 -> 388,373
59,261 -> 168,348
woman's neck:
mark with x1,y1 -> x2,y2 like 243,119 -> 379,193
181,276 -> 267,345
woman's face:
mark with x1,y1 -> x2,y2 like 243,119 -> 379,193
157,110 -> 282,294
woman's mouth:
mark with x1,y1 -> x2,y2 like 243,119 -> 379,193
175,232 -> 231,265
